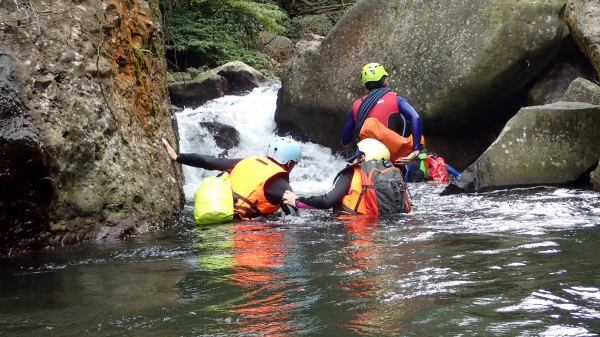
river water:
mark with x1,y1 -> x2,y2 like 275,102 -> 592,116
1,85 -> 600,336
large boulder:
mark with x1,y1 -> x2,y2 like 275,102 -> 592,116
442,102 -> 600,194
275,0 -> 570,156
258,32 -> 295,60
205,61 -> 277,95
0,0 -> 184,255
167,73 -> 228,109
566,0 -> 600,78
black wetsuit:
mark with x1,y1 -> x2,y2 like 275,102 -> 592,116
177,153 -> 294,208
296,166 -> 354,209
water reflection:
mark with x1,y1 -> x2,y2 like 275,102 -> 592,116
229,222 -> 295,336
2,187 -> 600,336
339,216 -> 426,335
194,222 -> 297,336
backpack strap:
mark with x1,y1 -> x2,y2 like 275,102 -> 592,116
391,182 -> 401,208
232,191 -> 263,219
355,182 -> 375,213
338,204 -> 359,215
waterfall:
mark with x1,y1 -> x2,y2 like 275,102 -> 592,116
175,83 -> 347,200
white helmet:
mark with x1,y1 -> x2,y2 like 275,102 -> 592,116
346,138 -> 390,162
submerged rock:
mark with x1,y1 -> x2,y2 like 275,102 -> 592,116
199,122 -> 240,156
442,102 -> 600,194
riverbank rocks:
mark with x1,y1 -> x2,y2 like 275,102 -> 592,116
259,32 -> 294,60
0,0 -> 184,255
275,0 -> 571,161
441,102 -> 600,194
562,78 -> 600,105
168,61 -> 277,109
167,72 -> 192,83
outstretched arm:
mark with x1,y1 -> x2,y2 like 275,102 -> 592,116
283,171 -> 352,210
161,138 -> 241,171
162,138 -> 178,161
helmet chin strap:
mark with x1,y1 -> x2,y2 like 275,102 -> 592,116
284,161 -> 296,172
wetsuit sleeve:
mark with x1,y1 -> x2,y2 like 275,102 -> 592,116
296,170 -> 352,209
176,153 -> 242,171
341,109 -> 355,146
397,96 -> 423,151
263,172 -> 293,205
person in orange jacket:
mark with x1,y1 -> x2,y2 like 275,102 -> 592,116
162,137 -> 301,219
341,63 -> 423,165
282,138 -> 411,215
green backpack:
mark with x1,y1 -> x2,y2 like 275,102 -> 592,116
193,173 -> 234,225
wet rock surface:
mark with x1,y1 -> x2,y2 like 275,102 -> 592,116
442,102 -> 600,194
0,0 -> 184,255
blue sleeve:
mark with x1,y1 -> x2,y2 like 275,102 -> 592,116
397,96 -> 423,151
341,109 -> 355,146
446,164 -> 460,177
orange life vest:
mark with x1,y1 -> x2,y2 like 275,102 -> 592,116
337,166 -> 378,216
228,156 -> 287,219
359,118 -> 414,161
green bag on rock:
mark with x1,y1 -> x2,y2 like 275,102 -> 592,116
193,173 -> 234,225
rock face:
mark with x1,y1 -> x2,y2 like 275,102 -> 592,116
567,0 -> 600,78
0,0 -> 184,255
275,0 -> 570,157
442,102 -> 600,194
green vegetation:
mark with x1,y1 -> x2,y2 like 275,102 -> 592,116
160,0 -> 354,78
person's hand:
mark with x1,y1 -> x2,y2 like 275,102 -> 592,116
394,150 -> 420,166
282,190 -> 297,207
161,138 -> 178,162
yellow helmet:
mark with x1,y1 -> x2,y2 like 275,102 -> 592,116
360,63 -> 388,86
346,138 -> 391,162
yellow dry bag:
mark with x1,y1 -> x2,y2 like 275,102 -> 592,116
193,173 -> 234,225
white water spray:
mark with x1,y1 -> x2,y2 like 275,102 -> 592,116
175,83 -> 347,199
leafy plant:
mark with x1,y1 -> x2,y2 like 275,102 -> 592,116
159,0 -> 353,77
160,0 -> 287,75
